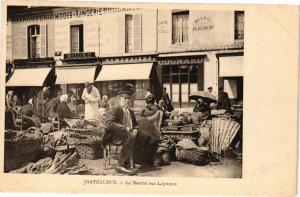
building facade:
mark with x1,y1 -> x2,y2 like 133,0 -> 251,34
6,6 -> 244,109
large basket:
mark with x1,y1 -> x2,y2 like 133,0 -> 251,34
161,129 -> 200,143
76,141 -> 103,160
4,139 -> 42,172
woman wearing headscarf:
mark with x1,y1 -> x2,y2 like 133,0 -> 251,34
140,94 -> 161,118
98,95 -> 109,122
99,95 -> 109,109
57,94 -> 78,120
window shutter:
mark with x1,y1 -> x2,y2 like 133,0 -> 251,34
20,26 -> 27,59
133,14 -> 142,52
84,23 -> 100,55
117,16 -> 125,53
13,24 -> 28,59
40,24 -> 47,57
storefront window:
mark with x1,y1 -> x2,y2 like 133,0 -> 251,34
162,64 -> 201,107
64,84 -> 85,100
135,80 -> 150,100
97,80 -> 149,103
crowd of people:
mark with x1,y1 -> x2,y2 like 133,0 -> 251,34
5,82 -> 236,175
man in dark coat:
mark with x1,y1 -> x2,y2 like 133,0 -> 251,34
217,87 -> 231,111
161,87 -> 173,112
102,91 -> 139,174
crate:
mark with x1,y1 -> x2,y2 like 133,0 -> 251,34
76,142 -> 103,160
4,139 -> 42,172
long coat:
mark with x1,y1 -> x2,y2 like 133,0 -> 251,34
103,105 -> 158,166
217,91 -> 231,111
81,86 -> 101,120
102,106 -> 138,147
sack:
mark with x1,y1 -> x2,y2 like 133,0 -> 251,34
176,148 -> 209,166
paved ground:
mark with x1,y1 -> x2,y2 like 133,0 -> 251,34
80,157 -> 242,178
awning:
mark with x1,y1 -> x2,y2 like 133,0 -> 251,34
96,63 -> 153,81
219,56 -> 243,77
55,66 -> 96,84
6,67 -> 52,87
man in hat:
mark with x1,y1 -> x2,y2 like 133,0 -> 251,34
81,82 -> 101,120
102,90 -> 138,174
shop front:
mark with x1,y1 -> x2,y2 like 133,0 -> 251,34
95,54 -> 159,110
217,54 -> 243,105
158,54 -> 205,108
5,58 -> 55,104
55,52 -> 100,100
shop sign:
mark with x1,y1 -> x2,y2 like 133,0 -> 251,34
102,55 -> 157,65
12,8 -> 140,23
14,57 -> 54,64
64,52 -> 96,60
158,57 -> 203,65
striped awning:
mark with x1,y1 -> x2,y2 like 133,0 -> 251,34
55,66 -> 96,84
96,63 -> 153,81
6,67 -> 52,87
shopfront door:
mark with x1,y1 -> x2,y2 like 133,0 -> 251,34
163,64 -> 203,108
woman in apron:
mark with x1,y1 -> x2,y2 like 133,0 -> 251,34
81,82 -> 101,120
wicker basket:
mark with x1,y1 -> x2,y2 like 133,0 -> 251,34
161,129 -> 200,143
76,141 -> 103,160
4,139 -> 42,172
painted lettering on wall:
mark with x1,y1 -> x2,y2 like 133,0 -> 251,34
158,20 -> 168,33
193,16 -> 214,31
11,8 -> 140,23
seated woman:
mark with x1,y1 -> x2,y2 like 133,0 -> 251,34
99,95 -> 109,109
135,94 -> 162,167
99,95 -> 109,122
193,98 -> 210,122
57,94 -> 79,120
140,94 -> 161,118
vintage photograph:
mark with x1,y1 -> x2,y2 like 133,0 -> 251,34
4,5 -> 243,178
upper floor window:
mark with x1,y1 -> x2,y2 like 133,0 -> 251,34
234,11 -> 244,40
28,25 -> 40,59
124,14 -> 142,53
71,24 -> 83,53
125,15 -> 134,53
172,11 -> 189,44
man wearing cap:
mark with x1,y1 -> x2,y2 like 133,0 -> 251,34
102,91 -> 138,174
81,82 -> 101,120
